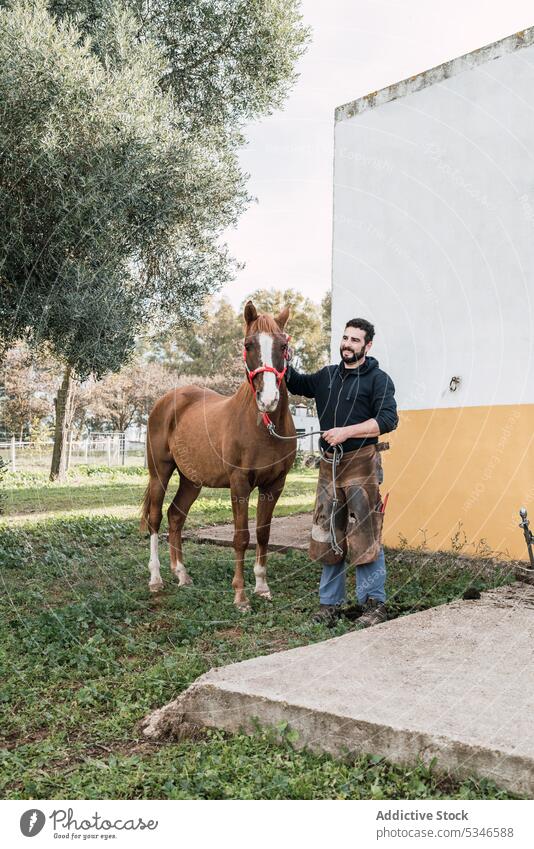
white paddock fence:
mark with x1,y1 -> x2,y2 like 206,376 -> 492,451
1,409 -> 321,473
292,407 -> 321,453
0,433 -> 146,472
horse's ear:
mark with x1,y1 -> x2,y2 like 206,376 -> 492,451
275,306 -> 290,331
244,301 -> 258,326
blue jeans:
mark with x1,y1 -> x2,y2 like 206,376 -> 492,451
319,547 -> 386,605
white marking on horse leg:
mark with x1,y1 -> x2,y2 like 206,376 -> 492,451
148,533 -> 163,592
258,332 -> 279,410
253,561 -> 272,599
172,559 -> 193,587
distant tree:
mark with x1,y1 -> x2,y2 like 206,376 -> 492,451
188,368 -> 244,397
144,297 -> 243,377
0,0 -> 308,480
0,343 -> 60,439
80,362 -> 177,434
321,290 -> 332,350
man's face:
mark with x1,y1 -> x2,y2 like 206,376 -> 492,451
339,325 -> 370,366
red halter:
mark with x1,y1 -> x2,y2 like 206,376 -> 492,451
243,334 -> 291,429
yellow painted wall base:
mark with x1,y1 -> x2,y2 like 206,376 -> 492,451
381,404 -> 534,561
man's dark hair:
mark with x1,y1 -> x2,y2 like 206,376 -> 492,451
345,318 -> 375,344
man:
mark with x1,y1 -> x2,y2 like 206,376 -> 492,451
285,318 -> 398,627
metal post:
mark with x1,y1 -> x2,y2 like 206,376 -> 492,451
519,508 -> 534,569
10,436 -> 16,472
106,435 -> 112,467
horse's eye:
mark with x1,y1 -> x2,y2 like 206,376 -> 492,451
244,343 -> 252,351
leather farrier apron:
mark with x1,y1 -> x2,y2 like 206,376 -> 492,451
309,444 -> 385,566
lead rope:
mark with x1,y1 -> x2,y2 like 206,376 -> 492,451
243,340 -> 344,561
266,423 -> 344,557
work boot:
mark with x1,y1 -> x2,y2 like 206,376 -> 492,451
341,602 -> 365,622
354,597 -> 387,628
311,604 -> 342,626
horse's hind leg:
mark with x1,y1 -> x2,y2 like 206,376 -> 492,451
168,473 -> 201,586
254,474 -> 286,600
143,460 -> 175,593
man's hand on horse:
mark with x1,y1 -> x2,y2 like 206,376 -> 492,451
322,427 -> 349,446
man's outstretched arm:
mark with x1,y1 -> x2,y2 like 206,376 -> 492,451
285,364 -> 325,399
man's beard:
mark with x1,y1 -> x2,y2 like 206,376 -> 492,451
340,345 -> 364,365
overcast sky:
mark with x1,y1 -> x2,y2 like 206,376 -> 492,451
221,0 -> 533,309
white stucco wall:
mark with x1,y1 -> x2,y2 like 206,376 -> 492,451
332,34 -> 534,411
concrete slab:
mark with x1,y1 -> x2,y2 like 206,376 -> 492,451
142,582 -> 534,796
182,513 -> 311,552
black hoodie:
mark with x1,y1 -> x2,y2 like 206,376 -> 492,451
285,356 -> 398,453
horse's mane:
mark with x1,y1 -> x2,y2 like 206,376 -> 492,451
247,313 -> 281,335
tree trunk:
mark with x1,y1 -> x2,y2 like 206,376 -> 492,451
50,365 -> 75,482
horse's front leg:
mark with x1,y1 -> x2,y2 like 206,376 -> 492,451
254,474 -> 286,601
230,475 -> 253,612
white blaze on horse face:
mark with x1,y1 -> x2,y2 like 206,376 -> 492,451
256,332 -> 279,412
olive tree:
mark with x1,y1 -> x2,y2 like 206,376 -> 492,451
0,0 -> 307,479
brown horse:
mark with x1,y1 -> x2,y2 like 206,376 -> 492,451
140,301 -> 297,610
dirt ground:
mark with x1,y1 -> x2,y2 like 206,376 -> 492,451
183,512 -> 311,551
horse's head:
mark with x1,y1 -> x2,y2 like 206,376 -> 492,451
243,300 -> 290,413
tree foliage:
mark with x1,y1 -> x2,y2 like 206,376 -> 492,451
48,0 -> 309,131
144,296 -> 243,377
82,362 -> 178,432
141,288 -> 331,404
0,0 -> 253,378
0,343 -> 61,438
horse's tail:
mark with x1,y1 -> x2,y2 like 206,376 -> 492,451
140,482 -> 151,533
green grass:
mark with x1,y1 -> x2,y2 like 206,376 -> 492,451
3,465 -> 317,525
0,468 -> 517,799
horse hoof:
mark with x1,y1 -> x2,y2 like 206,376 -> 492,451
254,589 -> 272,601
149,581 -> 164,593
178,574 -> 193,587
236,601 -> 251,613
